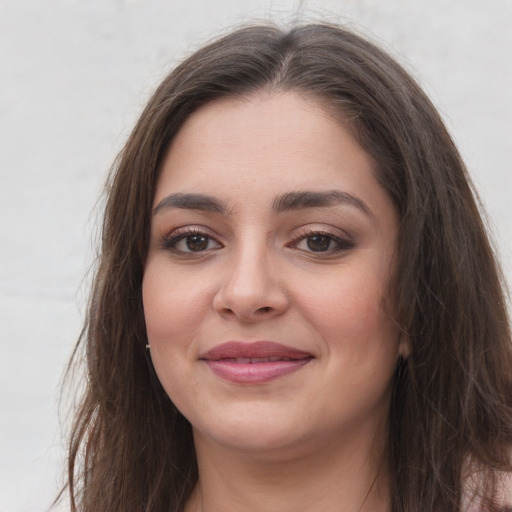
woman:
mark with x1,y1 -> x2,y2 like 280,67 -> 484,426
63,23 -> 512,511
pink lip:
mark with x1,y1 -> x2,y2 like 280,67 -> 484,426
200,341 -> 313,384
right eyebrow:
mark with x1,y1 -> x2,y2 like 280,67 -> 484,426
153,193 -> 227,215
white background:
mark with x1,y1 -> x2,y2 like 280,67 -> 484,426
1,1 -> 511,510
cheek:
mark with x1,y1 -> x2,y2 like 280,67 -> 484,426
301,272 -> 389,327
142,264 -> 202,408
142,262 -> 206,346
295,266 -> 399,357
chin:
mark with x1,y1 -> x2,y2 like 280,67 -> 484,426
192,412 -> 310,457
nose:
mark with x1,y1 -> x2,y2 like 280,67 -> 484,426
212,243 -> 289,323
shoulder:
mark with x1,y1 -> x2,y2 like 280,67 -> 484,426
495,471 -> 512,511
463,461 -> 512,511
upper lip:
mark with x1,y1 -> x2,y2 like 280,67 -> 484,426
200,341 -> 313,361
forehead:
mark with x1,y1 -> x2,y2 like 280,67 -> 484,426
155,92 -> 382,206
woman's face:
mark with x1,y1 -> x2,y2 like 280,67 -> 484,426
143,92 -> 405,457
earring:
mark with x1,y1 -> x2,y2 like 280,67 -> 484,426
398,333 -> 411,359
145,344 -> 150,350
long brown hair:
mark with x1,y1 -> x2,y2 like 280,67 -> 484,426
61,23 -> 512,512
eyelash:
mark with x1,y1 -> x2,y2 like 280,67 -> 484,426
160,227 -> 354,255
159,227 -> 221,253
287,228 -> 354,254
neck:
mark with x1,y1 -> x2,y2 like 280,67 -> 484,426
186,428 -> 391,512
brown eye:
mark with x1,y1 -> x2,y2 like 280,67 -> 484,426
291,231 -> 354,255
306,235 -> 333,252
186,235 -> 209,251
161,230 -> 222,253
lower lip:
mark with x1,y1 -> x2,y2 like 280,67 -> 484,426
204,359 -> 312,383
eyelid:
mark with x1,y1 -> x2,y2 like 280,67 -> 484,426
290,224 -> 353,241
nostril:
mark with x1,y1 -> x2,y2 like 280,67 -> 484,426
213,279 -> 289,322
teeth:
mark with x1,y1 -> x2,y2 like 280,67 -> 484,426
235,357 -> 251,363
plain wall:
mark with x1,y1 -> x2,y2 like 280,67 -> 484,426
1,1 -> 511,510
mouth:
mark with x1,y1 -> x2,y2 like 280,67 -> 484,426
200,341 -> 314,383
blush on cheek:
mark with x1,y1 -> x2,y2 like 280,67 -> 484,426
302,280 -> 384,324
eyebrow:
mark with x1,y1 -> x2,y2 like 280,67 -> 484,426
153,193 -> 227,215
153,190 -> 373,218
272,190 -> 374,217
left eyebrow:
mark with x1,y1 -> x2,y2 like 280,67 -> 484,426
272,190 -> 374,218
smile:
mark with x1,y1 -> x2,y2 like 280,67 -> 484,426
200,341 -> 314,383
221,356 -> 298,363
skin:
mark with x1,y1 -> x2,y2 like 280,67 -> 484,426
143,92 -> 407,512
